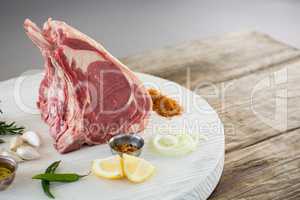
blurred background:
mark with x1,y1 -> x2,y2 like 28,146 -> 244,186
0,0 -> 299,81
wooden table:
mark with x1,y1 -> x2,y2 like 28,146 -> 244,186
122,31 -> 300,200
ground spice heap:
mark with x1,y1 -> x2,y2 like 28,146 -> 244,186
114,143 -> 139,154
148,88 -> 183,117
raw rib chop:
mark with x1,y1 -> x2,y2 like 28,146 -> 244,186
24,18 -> 152,153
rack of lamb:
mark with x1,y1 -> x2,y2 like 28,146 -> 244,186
24,18 -> 152,153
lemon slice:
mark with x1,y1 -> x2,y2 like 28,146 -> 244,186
92,155 -> 124,179
123,154 -> 155,183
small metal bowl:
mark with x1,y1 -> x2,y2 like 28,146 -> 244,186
108,134 -> 144,157
0,155 -> 18,191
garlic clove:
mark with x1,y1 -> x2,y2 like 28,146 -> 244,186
21,131 -> 41,147
0,150 -> 24,163
10,136 -> 24,152
16,145 -> 40,160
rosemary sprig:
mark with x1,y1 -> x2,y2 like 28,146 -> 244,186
0,104 -> 25,136
0,121 -> 25,135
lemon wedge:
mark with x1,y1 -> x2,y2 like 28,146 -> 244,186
92,155 -> 124,179
123,154 -> 155,183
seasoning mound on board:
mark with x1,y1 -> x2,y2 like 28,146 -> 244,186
148,89 -> 182,117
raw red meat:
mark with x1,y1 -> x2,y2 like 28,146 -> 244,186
24,18 -> 152,153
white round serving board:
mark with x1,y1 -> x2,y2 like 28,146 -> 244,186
0,72 -> 224,200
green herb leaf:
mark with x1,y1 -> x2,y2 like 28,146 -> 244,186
0,121 -> 25,135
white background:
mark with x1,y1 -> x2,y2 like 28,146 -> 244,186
0,0 -> 299,80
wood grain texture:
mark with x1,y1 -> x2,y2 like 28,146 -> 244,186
210,129 -> 300,200
199,58 -> 300,152
122,32 -> 300,199
122,32 -> 300,88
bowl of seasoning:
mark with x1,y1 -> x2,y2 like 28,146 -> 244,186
109,134 -> 144,157
0,155 -> 18,191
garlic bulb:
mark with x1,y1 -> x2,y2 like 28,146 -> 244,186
9,136 -> 24,151
0,149 -> 24,163
21,131 -> 41,147
16,145 -> 40,160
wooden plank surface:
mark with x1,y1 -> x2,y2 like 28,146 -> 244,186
199,58 -> 300,152
210,129 -> 300,200
122,32 -> 300,88
122,32 -> 300,199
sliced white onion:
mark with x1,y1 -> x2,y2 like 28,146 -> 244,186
152,133 -> 200,157
152,135 -> 179,151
